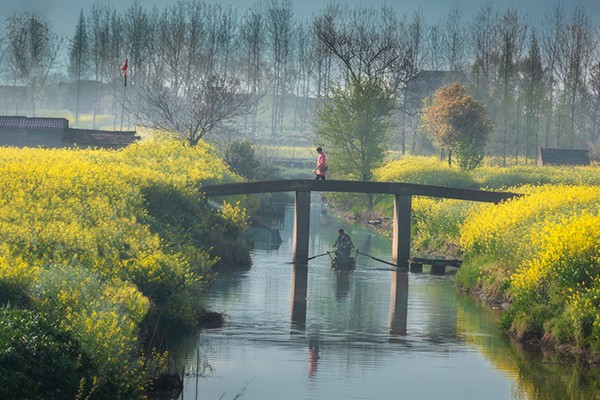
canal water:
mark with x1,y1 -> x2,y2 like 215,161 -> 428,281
175,197 -> 600,400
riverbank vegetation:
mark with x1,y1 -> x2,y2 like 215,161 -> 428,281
365,156 -> 600,361
0,138 -> 251,399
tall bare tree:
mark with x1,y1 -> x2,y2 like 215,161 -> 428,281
493,7 -> 528,164
542,4 -> 566,149
155,3 -> 188,96
239,6 -> 265,136
521,30 -> 547,162
123,1 -> 156,120
6,12 -> 61,116
314,4 -> 419,160
441,2 -> 466,77
425,24 -> 443,71
313,4 -> 418,91
266,0 -> 295,137
141,75 -> 255,146
107,10 -> 125,129
470,2 -> 499,102
88,3 -> 111,127
401,9 -> 428,154
557,7 -> 594,149
588,56 -> 600,144
293,21 -> 315,132
68,10 -> 89,126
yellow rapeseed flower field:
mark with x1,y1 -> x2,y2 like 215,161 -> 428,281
0,138 -> 246,396
375,155 -> 600,351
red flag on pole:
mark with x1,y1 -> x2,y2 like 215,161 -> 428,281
121,59 -> 128,86
121,59 -> 128,78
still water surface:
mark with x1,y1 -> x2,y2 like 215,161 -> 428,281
176,199 -> 600,400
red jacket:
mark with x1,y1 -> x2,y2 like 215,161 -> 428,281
316,152 -> 327,175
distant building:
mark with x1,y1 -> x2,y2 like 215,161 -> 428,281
0,116 -> 139,149
537,148 -> 590,166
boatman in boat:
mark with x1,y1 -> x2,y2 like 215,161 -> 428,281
334,229 -> 354,258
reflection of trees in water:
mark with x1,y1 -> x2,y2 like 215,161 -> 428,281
510,342 -> 600,400
422,279 -> 458,342
247,223 -> 282,250
455,293 -> 600,400
248,202 -> 286,250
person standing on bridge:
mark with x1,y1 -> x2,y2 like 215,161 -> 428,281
315,147 -> 328,180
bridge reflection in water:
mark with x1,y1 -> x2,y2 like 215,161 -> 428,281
290,263 -> 409,335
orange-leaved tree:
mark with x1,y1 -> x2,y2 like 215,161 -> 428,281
421,83 -> 493,169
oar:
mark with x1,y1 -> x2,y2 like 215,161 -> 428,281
306,252 -> 329,261
286,252 -> 330,264
356,250 -> 399,268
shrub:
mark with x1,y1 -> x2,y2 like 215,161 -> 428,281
36,265 -> 149,398
0,308 -> 92,400
411,197 -> 473,255
224,140 -> 269,180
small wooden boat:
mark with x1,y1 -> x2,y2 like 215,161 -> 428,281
331,254 -> 356,270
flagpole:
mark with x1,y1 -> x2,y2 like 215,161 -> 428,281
120,77 -> 127,131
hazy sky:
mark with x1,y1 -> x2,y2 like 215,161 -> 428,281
1,0 -> 599,37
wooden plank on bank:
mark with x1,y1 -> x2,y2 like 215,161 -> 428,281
409,257 -> 462,268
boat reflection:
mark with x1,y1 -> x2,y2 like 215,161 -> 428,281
334,269 -> 351,298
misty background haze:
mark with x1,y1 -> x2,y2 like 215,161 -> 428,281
1,0 -> 600,165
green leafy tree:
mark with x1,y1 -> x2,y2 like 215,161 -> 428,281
224,140 -> 269,181
421,82 -> 493,170
313,76 -> 395,181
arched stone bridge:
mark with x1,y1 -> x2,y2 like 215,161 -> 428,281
201,179 -> 520,268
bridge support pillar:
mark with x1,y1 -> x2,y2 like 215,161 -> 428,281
292,190 -> 311,264
392,194 -> 411,269
431,261 -> 446,276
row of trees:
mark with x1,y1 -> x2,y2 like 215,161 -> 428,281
0,1 -> 599,163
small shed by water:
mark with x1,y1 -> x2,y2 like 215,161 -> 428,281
537,148 -> 590,166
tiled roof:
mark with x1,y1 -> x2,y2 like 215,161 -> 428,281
0,115 -> 138,149
0,116 -> 68,130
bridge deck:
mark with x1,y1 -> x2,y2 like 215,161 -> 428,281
201,179 -> 520,203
